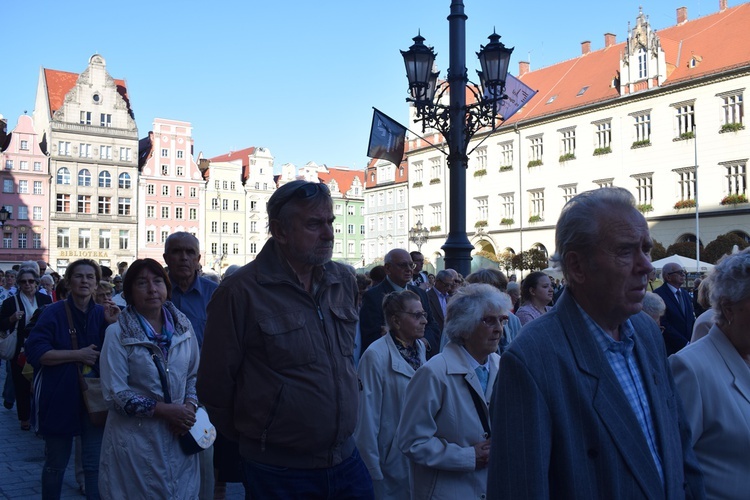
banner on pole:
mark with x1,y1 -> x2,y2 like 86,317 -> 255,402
367,108 -> 407,166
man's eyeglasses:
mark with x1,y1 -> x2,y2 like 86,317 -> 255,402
17,279 -> 36,285
481,315 -> 509,327
400,311 -> 428,320
393,261 -> 416,270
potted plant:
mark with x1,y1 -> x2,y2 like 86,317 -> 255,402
429,178 -> 441,185
473,169 -> 487,177
429,225 -> 441,232
720,193 -> 748,205
474,220 -> 488,228
673,199 -> 697,210
412,181 -> 423,188
631,139 -> 651,149
499,165 -> 513,172
527,159 -> 543,168
636,203 -> 654,213
558,153 -> 576,162
528,215 -> 543,223
720,122 -> 744,133
593,146 -> 612,156
500,218 -> 514,225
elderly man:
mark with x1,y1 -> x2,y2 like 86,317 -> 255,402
427,268 -> 457,333
359,249 -> 441,358
654,262 -> 696,355
197,180 -> 373,499
488,187 -> 704,499
163,231 -> 218,499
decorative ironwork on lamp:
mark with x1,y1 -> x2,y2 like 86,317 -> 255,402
408,220 -> 430,252
0,207 -> 9,228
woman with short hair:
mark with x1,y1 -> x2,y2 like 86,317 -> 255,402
397,284 -> 509,499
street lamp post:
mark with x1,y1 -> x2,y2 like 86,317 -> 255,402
401,0 -> 513,277
0,207 -> 9,228
408,220 -> 430,252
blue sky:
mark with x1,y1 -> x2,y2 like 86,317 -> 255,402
1,0 -> 730,171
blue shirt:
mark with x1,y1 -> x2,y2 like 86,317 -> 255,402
578,304 -> 665,485
169,274 -> 218,347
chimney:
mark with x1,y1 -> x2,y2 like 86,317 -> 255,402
581,41 -> 591,55
719,0 -> 728,11
604,33 -> 616,48
677,6 -> 688,24
519,61 -> 530,76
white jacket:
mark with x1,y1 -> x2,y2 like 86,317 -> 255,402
396,342 -> 499,500
354,334 -> 426,500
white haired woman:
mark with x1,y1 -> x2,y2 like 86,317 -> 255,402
669,247 -> 750,499
354,290 -> 427,499
397,283 -> 509,499
641,291 -> 666,329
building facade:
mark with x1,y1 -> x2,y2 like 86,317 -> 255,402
406,1 -> 749,272
32,54 -> 140,275
363,157 -> 410,265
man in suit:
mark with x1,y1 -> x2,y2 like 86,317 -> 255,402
654,262 -> 696,355
359,249 -> 441,357
410,251 -> 429,289
488,187 -> 704,499
426,269 -> 457,334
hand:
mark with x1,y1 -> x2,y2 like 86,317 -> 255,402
155,402 -> 197,435
473,439 -> 491,470
12,310 -> 24,322
78,344 -> 100,366
102,300 -> 121,324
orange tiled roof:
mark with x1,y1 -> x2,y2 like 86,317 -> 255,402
503,2 -> 750,125
208,147 -> 256,181
318,167 -> 364,197
43,69 -> 131,116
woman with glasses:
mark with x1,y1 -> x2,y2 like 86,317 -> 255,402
0,267 -> 52,430
354,290 -> 426,499
397,283 -> 509,499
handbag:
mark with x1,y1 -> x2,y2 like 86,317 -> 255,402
0,296 -> 21,361
152,352 -> 216,454
65,301 -> 108,427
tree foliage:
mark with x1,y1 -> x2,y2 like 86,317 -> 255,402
521,248 -> 549,271
650,240 -> 667,261
666,241 -> 701,260
703,233 -> 749,263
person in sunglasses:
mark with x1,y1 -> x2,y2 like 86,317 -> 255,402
198,180 -> 373,499
654,263 -> 696,355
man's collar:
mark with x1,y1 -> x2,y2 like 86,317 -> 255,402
386,276 -> 408,292
666,283 -> 681,294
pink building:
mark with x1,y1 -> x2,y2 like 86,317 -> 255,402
0,114 -> 51,268
137,118 -> 205,264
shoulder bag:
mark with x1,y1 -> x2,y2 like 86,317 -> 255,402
0,297 -> 19,361
65,301 -> 108,427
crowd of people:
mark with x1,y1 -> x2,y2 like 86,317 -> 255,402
1,181 -> 746,499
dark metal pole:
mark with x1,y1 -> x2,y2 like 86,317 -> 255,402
442,0 -> 473,277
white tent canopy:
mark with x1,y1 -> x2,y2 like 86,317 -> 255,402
650,254 -> 714,273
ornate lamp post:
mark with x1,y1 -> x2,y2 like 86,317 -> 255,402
401,0 -> 513,277
408,221 -> 430,252
0,206 -> 9,228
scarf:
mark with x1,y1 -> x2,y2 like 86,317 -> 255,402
390,331 -> 422,371
19,293 -> 38,328
134,307 -> 176,361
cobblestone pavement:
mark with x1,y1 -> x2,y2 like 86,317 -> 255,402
0,363 -> 244,499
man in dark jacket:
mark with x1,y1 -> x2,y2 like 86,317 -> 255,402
197,180 -> 373,499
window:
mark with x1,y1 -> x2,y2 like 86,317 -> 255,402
500,141 -> 513,168
211,198 -> 219,210
190,187 -> 197,198
233,243 -> 239,255
4,160 -> 12,170
595,178 -> 614,189
347,224 -> 355,235
33,162 -> 42,172
77,195 -> 92,214
414,206 -> 424,226
161,231 -> 169,243
17,206 -> 28,220
334,223 -> 342,234
161,206 -> 170,219
673,102 -> 696,137
20,140 -> 28,150
637,47 -> 648,79
530,135 -> 543,162
32,233 -> 41,249
189,208 -> 197,220
595,120 -> 612,149
222,199 -> 228,210
33,207 -> 42,220
634,175 -> 653,205
475,147 -> 488,172
335,241 -> 342,254
162,185 -> 170,196
176,165 -> 184,176
233,222 -> 240,234
633,112 -> 651,143
477,197 -> 488,221
222,243 -> 228,255
430,203 -> 442,228
33,181 -> 42,195
119,173 -> 131,189
118,198 -> 131,215
161,149 -> 169,158
147,230 -> 155,243
18,180 -> 28,194
79,143 -> 92,158
211,243 -> 218,254
161,164 -> 169,176
58,141 -> 71,156
720,92 -> 744,126
57,167 -> 71,185
230,181 -> 236,190
397,189 -> 405,204
100,114 -> 112,127
78,228 -> 91,249
99,146 -> 112,159
215,180 -> 220,190
98,197 -> 112,214
147,206 -> 155,218
80,111 -> 92,125
175,207 -> 183,219
561,184 -> 577,203
430,157 -> 442,180
78,169 -> 92,186
17,232 -> 27,249
560,128 -> 575,157
676,168 -> 696,200
348,242 -> 355,255
19,161 -> 28,171
250,243 -> 258,255
211,221 -> 218,233
176,186 -> 183,197
3,232 -> 11,249
2,179 -> 12,193
222,181 -> 228,190
119,230 -> 129,249
233,200 -> 239,211
335,204 -> 343,215
120,147 -> 132,162
56,194 -> 71,212
177,151 -> 184,159
530,190 -> 545,219
250,221 -> 257,233
99,229 -> 111,249
413,161 -> 423,182
146,183 -> 155,195
724,161 -> 747,195
99,171 -> 111,188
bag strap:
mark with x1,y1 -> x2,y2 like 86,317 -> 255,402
13,295 -> 21,335
465,379 -> 491,438
64,301 -> 89,393
152,353 -> 172,404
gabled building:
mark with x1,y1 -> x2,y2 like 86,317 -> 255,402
363,157 -> 409,265
406,0 -> 750,270
137,119 -> 205,263
32,54 -> 139,274
0,114 -> 50,266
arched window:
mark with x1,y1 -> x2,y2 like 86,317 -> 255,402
57,167 -> 71,185
78,169 -> 92,186
118,172 -> 131,189
98,171 -> 111,188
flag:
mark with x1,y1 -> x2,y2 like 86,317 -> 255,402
367,108 -> 407,166
494,73 -> 538,122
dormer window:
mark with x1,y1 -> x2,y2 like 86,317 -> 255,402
637,47 -> 648,79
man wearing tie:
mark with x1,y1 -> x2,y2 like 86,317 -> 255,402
427,269 -> 457,335
654,263 -> 695,355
